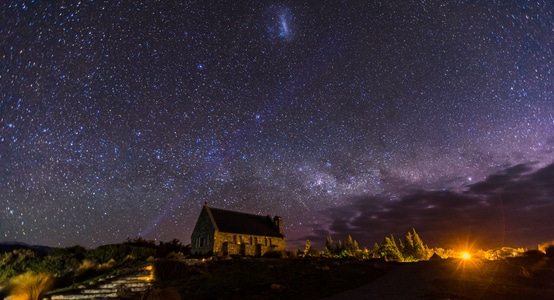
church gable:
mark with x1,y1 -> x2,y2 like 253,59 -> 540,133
190,206 -> 217,254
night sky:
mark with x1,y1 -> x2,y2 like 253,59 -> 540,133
1,1 -> 553,251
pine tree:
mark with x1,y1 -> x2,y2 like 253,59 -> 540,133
379,234 -> 403,261
304,240 -> 313,257
345,235 -> 357,256
372,242 -> 380,258
324,236 -> 335,256
336,240 -> 344,255
362,247 -> 370,259
398,228 -> 429,261
410,228 -> 428,260
401,230 -> 416,261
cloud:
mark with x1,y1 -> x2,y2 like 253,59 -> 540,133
301,161 -> 554,250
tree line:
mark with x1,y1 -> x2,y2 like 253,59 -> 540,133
304,228 -> 431,262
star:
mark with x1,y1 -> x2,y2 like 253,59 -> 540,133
0,1 -> 552,251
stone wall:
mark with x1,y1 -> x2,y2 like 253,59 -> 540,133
213,231 -> 285,256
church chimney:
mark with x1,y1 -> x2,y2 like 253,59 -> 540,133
273,216 -> 284,236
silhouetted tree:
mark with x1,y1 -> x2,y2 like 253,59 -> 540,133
157,239 -> 186,257
125,236 -> 156,247
39,245 -> 85,276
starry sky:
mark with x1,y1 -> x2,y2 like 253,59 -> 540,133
1,1 -> 553,251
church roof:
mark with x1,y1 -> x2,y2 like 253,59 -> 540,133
204,205 -> 284,238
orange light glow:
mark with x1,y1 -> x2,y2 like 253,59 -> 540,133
461,252 -> 471,260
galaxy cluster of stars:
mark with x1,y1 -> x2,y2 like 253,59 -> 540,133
1,1 -> 553,249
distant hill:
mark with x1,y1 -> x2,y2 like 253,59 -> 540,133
0,242 -> 52,255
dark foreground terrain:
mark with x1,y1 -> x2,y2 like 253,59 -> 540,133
151,255 -> 554,299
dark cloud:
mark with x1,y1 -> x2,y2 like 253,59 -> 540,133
302,162 -> 554,250
467,163 -> 534,195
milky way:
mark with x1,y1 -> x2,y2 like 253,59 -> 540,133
1,1 -> 553,249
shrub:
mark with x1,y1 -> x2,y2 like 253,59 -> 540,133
75,259 -> 97,277
7,272 -> 54,300
97,258 -> 117,271
166,252 -> 186,260
0,250 -> 40,282
153,260 -> 189,281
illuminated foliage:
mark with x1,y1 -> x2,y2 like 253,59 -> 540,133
378,235 -> 403,261
399,228 -> 429,261
75,259 -> 98,277
321,235 -> 362,258
7,272 -> 54,300
0,250 -> 40,282
303,240 -> 319,257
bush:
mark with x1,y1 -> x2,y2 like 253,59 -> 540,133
153,260 -> 189,281
7,272 -> 54,300
85,244 -> 156,265
97,258 -> 117,271
75,259 -> 98,277
0,250 -> 40,282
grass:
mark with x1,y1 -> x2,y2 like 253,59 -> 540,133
7,272 -> 54,300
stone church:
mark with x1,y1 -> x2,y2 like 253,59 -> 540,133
191,204 -> 286,256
